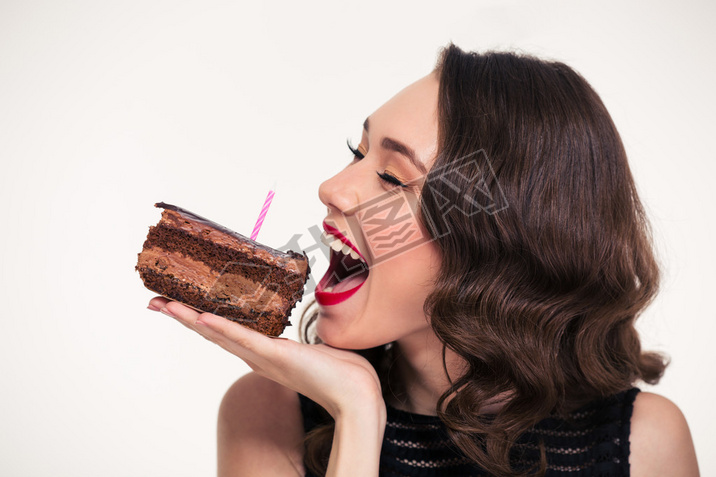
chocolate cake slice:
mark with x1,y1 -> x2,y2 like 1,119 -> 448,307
136,202 -> 310,337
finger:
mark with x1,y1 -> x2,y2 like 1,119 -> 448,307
158,301 -> 248,350
148,296 -> 170,311
162,301 -> 202,328
146,300 -> 272,376
195,312 -> 288,363
159,302 -> 284,372
190,319 -> 261,363
195,312 -> 270,350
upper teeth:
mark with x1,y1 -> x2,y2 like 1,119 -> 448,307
322,232 -> 361,260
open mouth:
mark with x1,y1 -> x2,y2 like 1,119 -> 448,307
315,223 -> 370,306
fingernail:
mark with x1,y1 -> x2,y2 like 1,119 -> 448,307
147,304 -> 160,311
160,307 -> 174,318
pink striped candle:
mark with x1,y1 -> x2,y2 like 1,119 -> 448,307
250,189 -> 275,241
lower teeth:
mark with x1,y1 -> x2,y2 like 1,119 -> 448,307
324,286 -> 334,292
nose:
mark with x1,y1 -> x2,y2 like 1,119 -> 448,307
318,163 -> 366,215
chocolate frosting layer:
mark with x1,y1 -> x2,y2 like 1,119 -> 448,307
155,202 -> 307,266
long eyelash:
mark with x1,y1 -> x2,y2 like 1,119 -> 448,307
348,138 -> 406,188
377,171 -> 408,188
346,139 -> 364,159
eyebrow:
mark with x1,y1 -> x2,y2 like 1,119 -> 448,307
363,117 -> 428,175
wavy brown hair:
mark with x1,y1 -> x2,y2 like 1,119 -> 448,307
300,43 -> 667,476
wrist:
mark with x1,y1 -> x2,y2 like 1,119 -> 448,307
319,373 -> 385,421
327,402 -> 387,477
334,398 -> 387,432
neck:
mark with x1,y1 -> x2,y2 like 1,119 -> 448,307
385,328 -> 464,416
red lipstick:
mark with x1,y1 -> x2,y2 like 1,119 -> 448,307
315,221 -> 368,306
322,222 -> 367,262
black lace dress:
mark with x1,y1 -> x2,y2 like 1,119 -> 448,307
299,388 -> 639,476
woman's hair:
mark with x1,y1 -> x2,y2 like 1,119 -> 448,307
300,43 -> 667,476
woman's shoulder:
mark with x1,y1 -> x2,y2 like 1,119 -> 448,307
629,391 -> 699,477
217,372 -> 305,477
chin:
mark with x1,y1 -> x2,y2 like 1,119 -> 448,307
315,320 -> 356,349
315,316 -> 385,351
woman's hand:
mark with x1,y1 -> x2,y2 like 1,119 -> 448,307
147,297 -> 384,420
149,297 -> 387,475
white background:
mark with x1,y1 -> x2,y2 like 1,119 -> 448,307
1,0 -> 714,475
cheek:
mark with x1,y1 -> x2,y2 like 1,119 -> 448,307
377,246 -> 439,296
369,252 -> 439,321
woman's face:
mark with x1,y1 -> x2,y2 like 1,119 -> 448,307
315,73 -> 441,349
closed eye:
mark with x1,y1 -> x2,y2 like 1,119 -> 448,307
377,171 -> 407,188
347,139 -> 407,188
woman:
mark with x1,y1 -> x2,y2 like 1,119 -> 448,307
148,44 -> 699,476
